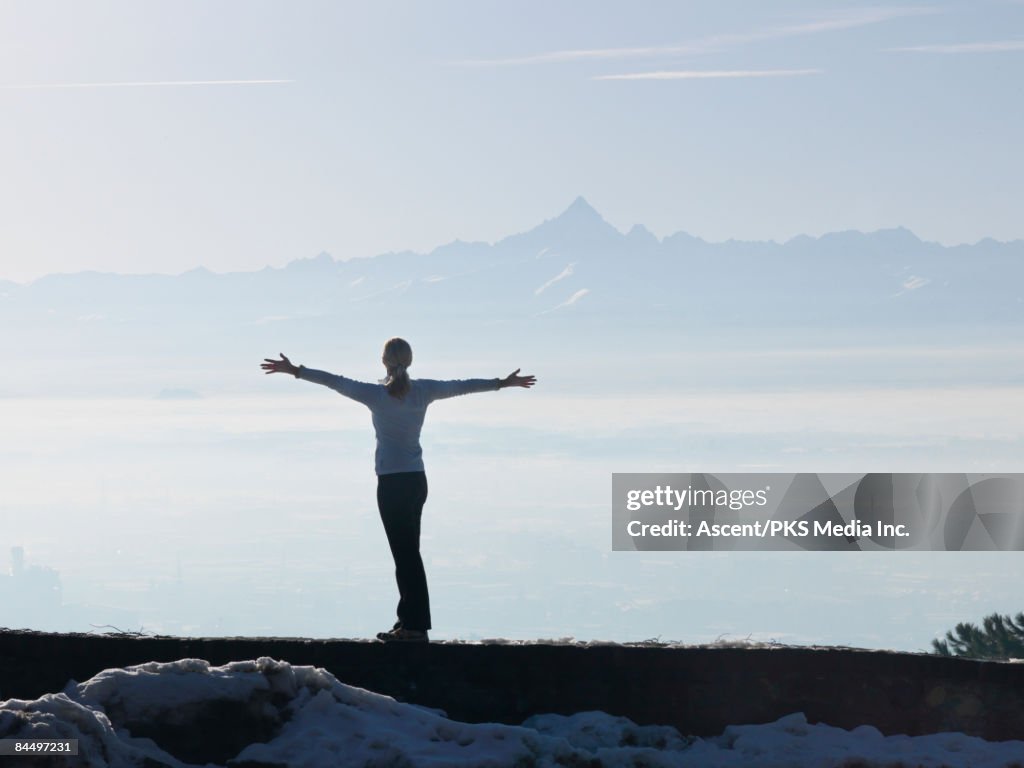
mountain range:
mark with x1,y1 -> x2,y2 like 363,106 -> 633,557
4,197 -> 1022,372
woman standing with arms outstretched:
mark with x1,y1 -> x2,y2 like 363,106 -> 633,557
261,338 -> 536,642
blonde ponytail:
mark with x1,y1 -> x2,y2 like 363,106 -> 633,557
381,338 -> 413,399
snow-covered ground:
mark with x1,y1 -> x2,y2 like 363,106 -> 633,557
1,657 -> 1022,767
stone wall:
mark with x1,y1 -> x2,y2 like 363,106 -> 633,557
1,630 -> 1022,740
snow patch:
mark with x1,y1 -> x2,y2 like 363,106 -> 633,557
552,288 -> 589,310
535,263 -> 575,295
893,275 -> 931,297
1,658 -> 1022,767
536,288 -> 590,315
902,275 -> 930,291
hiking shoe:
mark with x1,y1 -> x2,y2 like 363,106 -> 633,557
376,628 -> 429,643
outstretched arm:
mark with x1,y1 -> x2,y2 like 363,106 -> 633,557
425,369 -> 537,402
260,353 -> 377,405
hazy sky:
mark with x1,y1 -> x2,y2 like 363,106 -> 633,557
2,0 -> 1022,282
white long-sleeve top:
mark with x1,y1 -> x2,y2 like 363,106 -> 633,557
296,366 -> 502,475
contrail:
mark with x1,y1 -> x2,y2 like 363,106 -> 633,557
0,79 -> 294,90
888,40 -> 1024,54
453,7 -> 940,66
595,68 -> 823,80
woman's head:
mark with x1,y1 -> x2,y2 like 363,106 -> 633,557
381,337 -> 412,398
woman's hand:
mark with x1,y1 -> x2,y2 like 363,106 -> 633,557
261,353 -> 298,376
500,369 -> 536,389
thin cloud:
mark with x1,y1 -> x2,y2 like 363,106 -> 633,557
459,44 -> 707,67
694,7 -> 938,51
454,7 -> 938,66
888,40 -> 1024,53
0,79 -> 293,91
595,68 -> 823,81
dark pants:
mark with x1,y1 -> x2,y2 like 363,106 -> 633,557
376,471 -> 431,631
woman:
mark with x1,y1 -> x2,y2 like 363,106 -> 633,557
261,338 -> 536,642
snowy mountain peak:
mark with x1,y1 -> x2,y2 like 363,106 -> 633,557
626,223 -> 659,246
563,195 -> 601,218
875,226 -> 921,245
534,197 -> 619,239
285,251 -> 336,271
495,196 -> 622,251
547,196 -> 619,233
